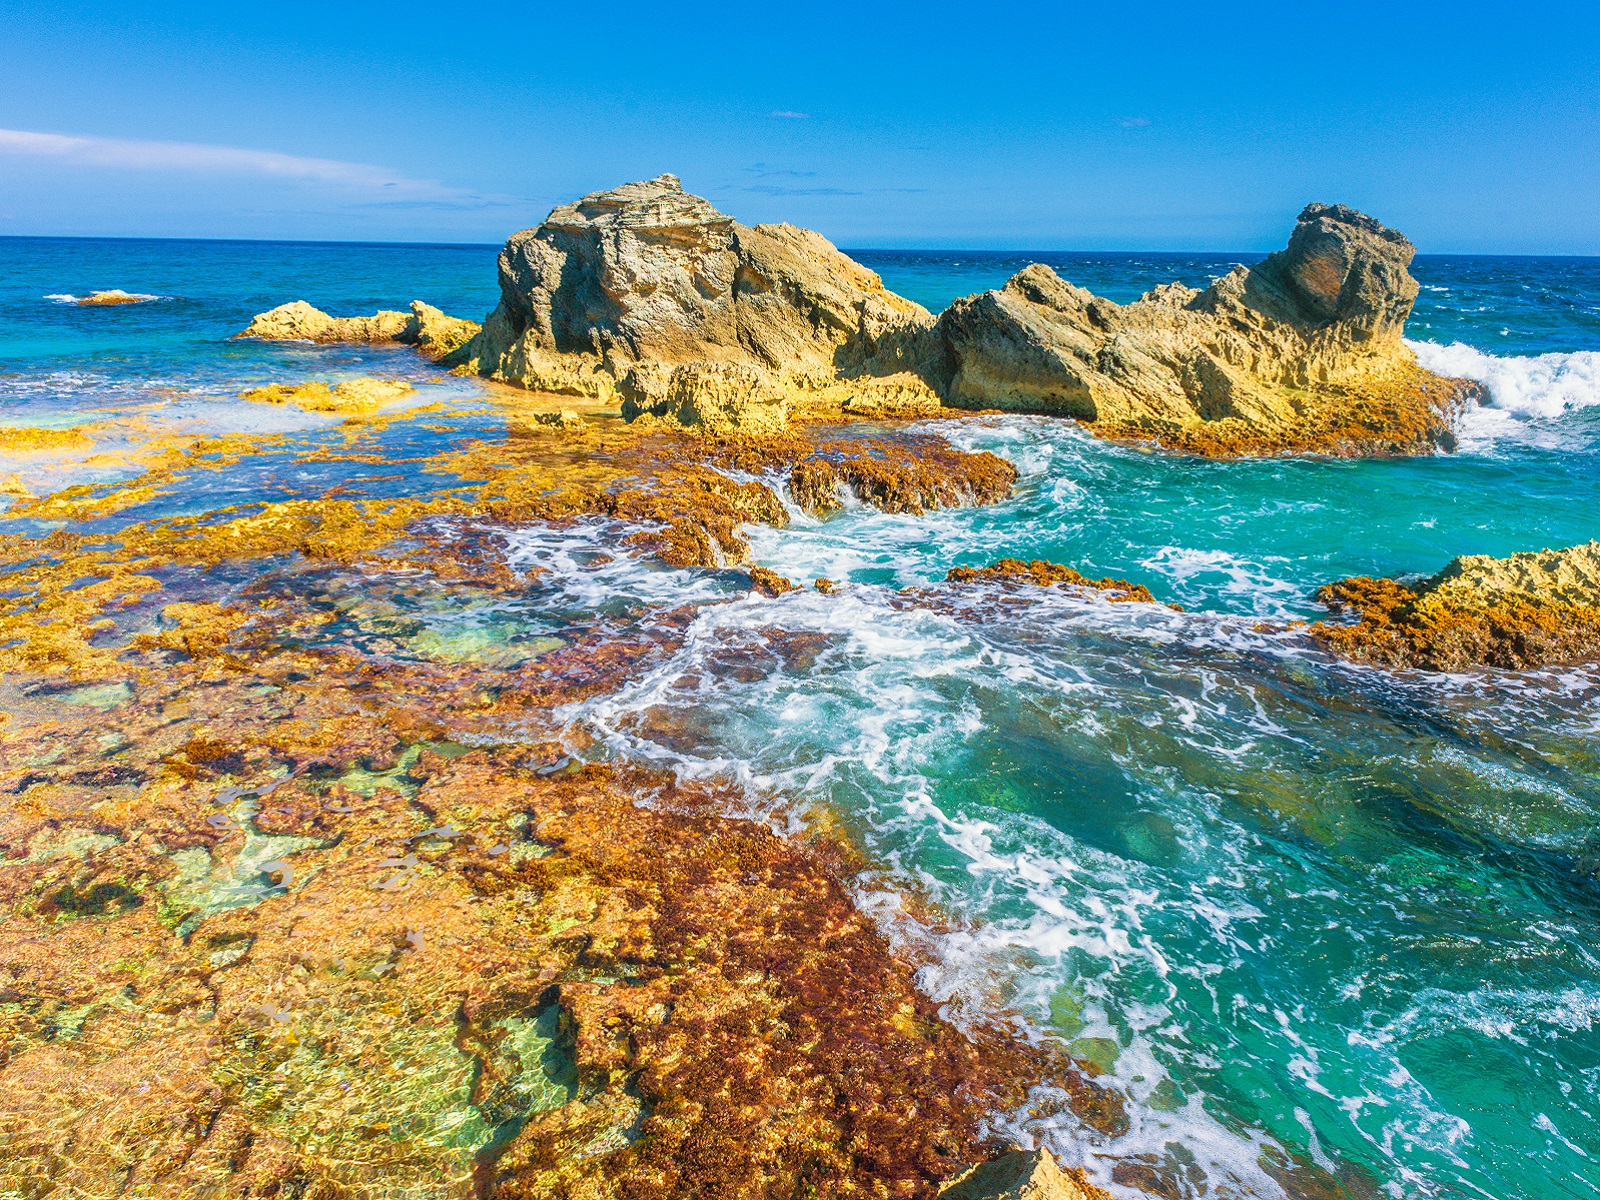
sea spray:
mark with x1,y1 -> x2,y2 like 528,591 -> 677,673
1407,339 -> 1600,418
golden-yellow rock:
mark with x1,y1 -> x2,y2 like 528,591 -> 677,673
238,378 -> 416,414
940,1149 -> 1112,1200
237,300 -> 479,361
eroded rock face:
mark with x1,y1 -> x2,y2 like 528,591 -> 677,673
456,174 -> 939,416
934,204 -> 1469,454
1314,540 -> 1600,670
239,300 -> 479,362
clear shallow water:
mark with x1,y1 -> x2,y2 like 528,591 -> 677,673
4,236 -> 1600,1199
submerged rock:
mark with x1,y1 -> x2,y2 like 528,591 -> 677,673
0,426 -> 95,453
74,290 -> 159,306
1314,540 -> 1600,669
454,173 -> 941,423
238,378 -> 416,414
934,203 -> 1479,455
939,1149 -> 1112,1200
238,299 -> 479,362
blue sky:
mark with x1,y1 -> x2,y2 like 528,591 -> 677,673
2,0 -> 1596,253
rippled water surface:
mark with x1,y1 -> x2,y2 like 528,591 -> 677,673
4,236 -> 1600,1199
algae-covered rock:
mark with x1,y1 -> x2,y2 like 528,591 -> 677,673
946,558 -> 1177,607
1314,540 -> 1600,670
74,290 -> 159,306
0,426 -> 95,453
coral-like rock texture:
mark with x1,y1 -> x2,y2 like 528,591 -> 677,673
1314,540 -> 1600,670
454,174 -> 941,422
934,204 -> 1480,455
240,299 -> 480,362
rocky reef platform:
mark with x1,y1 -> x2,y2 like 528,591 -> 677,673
0,389 -> 1167,1197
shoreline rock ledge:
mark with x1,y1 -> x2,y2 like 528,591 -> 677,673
1314,540 -> 1600,670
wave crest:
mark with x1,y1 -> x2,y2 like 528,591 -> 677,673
1407,339 -> 1600,419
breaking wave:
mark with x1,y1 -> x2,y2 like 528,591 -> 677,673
1407,339 -> 1600,419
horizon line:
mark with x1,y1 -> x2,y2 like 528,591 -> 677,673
2,231 -> 1598,261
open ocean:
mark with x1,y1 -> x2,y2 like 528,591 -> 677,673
4,235 -> 1600,1199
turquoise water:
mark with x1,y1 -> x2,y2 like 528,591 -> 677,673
4,236 -> 1600,1198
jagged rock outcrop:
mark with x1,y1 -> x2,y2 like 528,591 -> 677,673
238,300 -> 479,362
939,1149 -> 1112,1200
453,174 -> 941,420
1314,540 -> 1600,669
934,203 -> 1478,455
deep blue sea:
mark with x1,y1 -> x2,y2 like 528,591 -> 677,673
3,236 -> 1599,1200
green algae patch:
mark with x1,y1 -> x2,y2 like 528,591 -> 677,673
57,681 -> 134,709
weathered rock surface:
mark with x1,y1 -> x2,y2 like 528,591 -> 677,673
619,360 -> 790,434
238,300 -> 479,362
939,1149 -> 1113,1200
1314,540 -> 1600,669
934,203 -> 1477,455
454,174 -> 941,420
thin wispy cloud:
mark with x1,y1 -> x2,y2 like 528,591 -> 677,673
744,184 -> 862,196
744,164 -> 818,179
768,110 -> 811,120
0,128 -> 515,209
1119,116 -> 1153,128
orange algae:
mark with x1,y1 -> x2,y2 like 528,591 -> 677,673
0,608 -> 1118,1198
947,558 -> 1179,608
239,378 -> 418,415
747,566 -> 797,596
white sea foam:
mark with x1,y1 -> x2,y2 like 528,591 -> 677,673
1407,339 -> 1600,419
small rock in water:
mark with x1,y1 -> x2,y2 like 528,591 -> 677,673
259,859 -> 294,888
938,1149 -> 1108,1200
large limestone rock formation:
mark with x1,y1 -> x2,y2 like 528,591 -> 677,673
933,204 -> 1475,454
454,174 -> 941,423
239,300 -> 479,362
237,182 -> 1476,454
